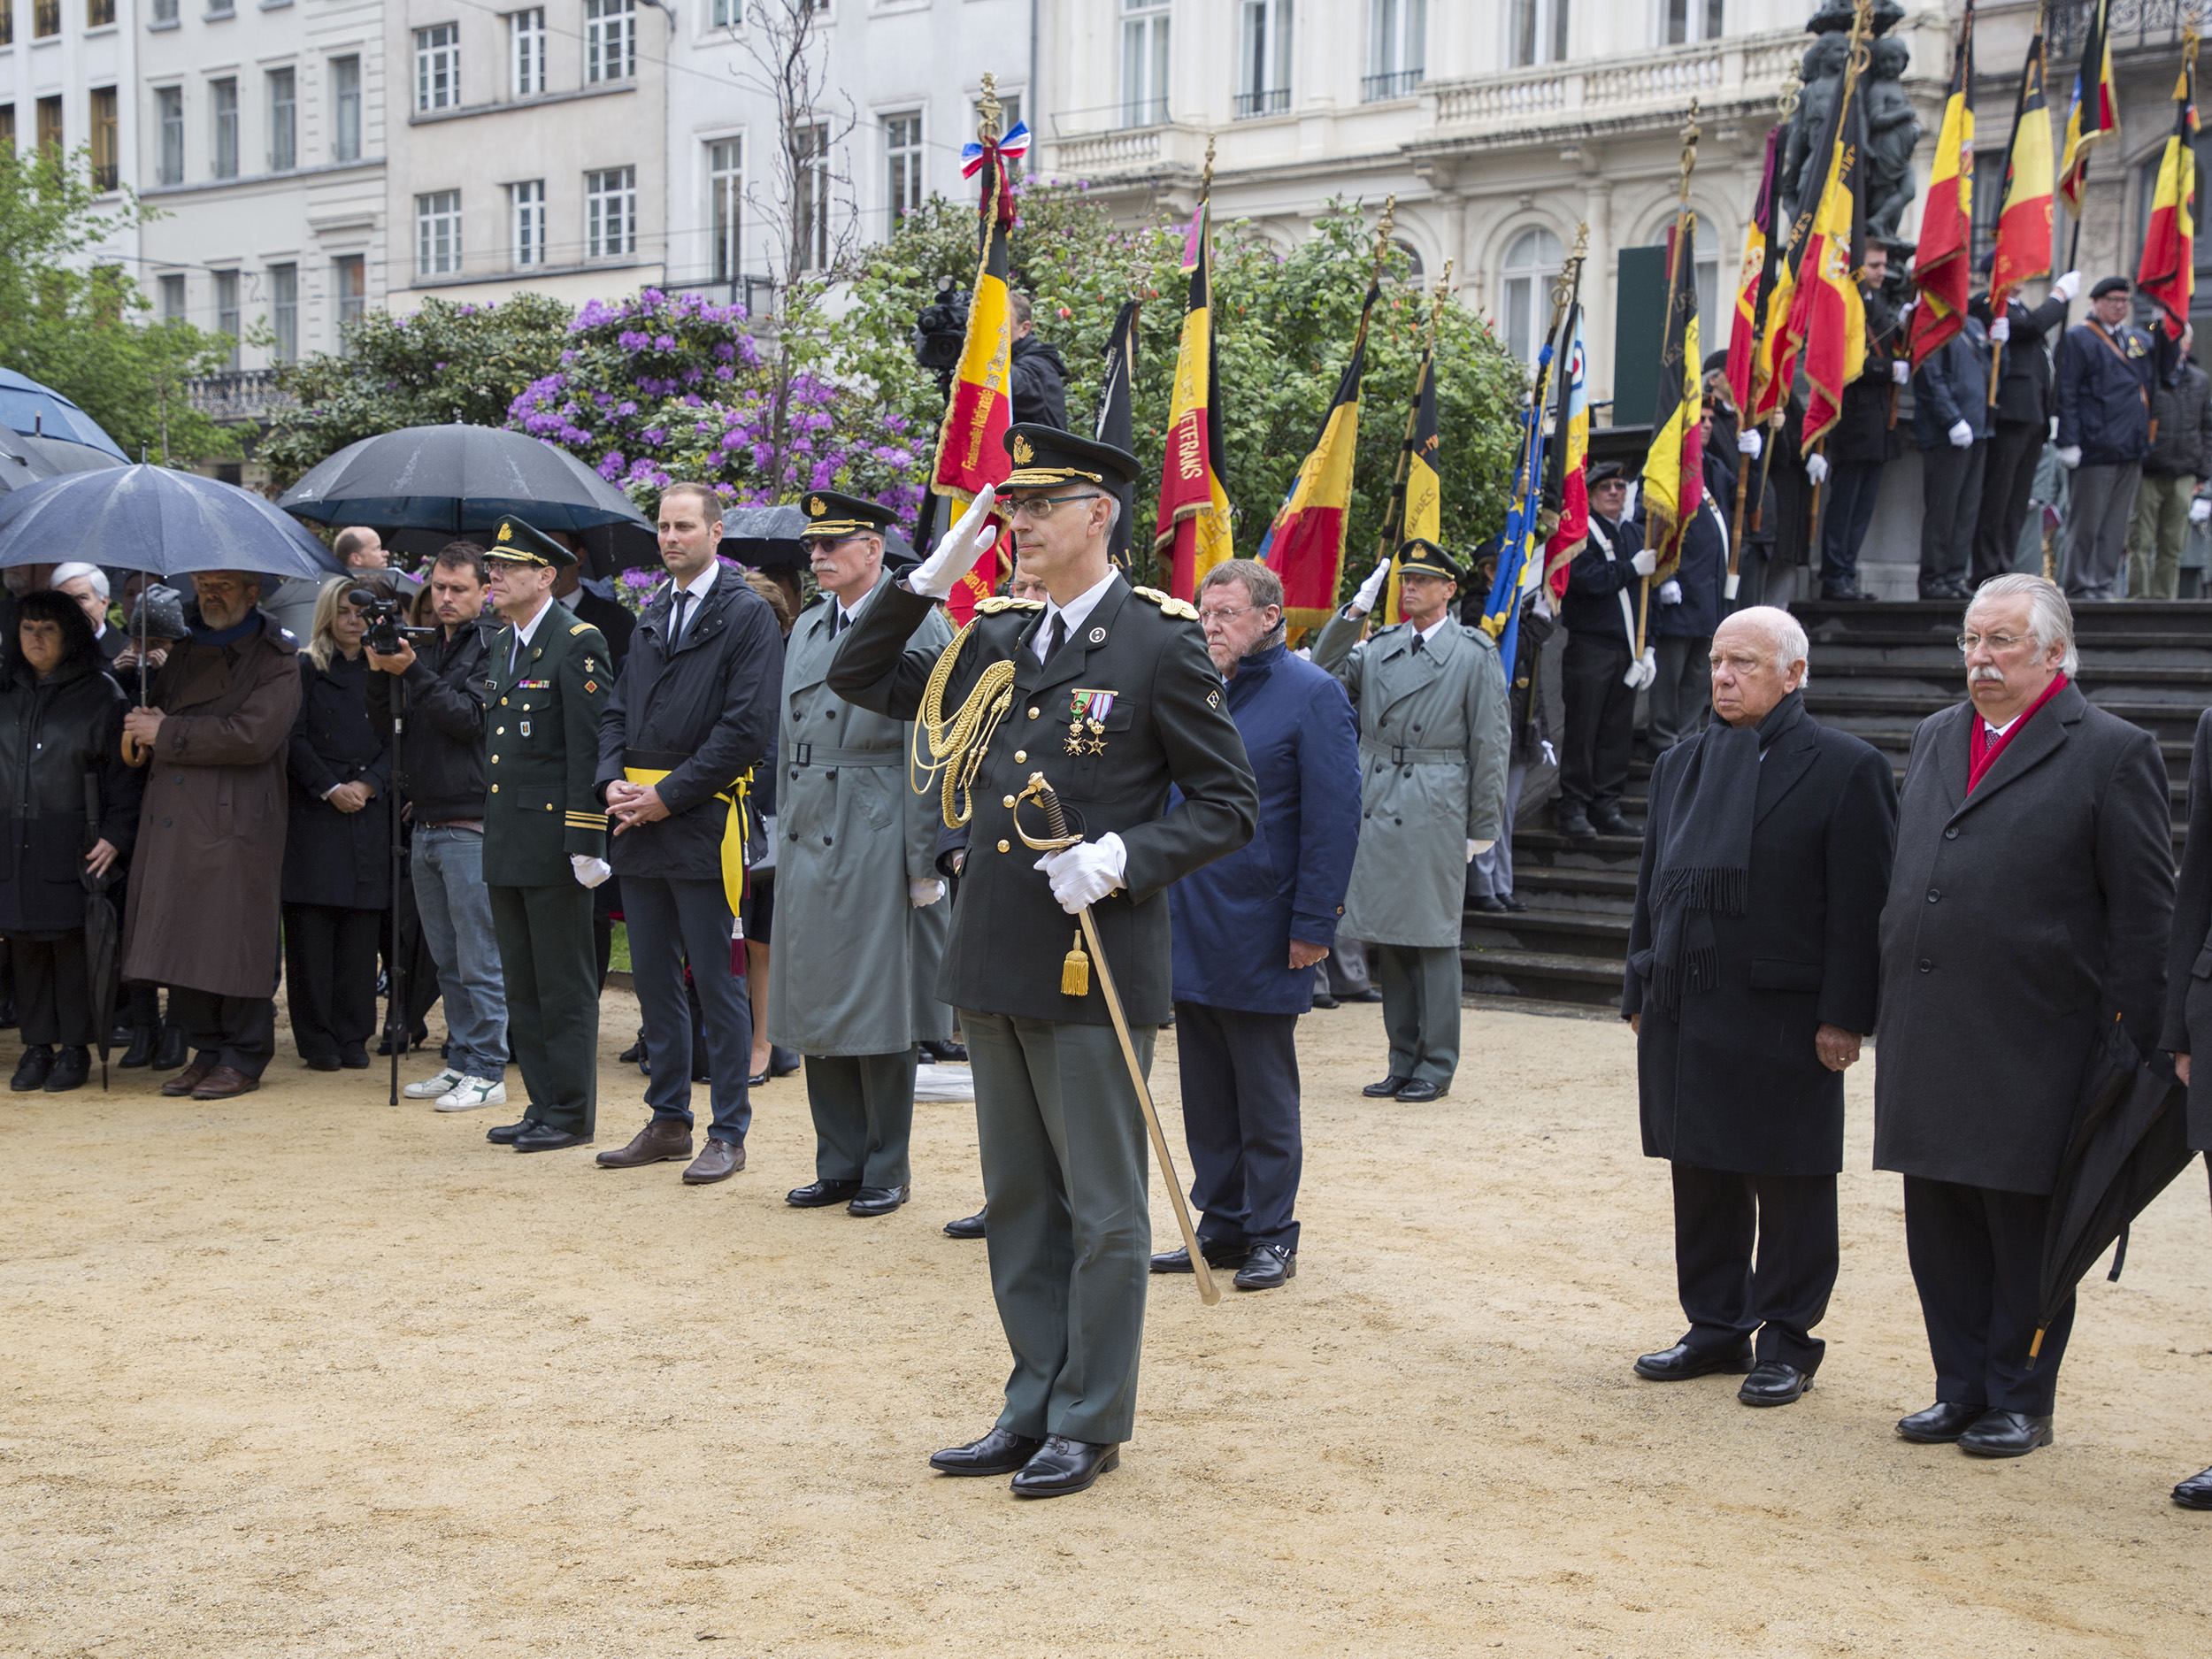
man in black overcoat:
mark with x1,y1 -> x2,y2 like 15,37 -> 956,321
2160,705 -> 2212,1509
1875,573 -> 2173,1457
1624,607 -> 1897,1406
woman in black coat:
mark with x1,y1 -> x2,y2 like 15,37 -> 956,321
281,579 -> 392,1070
0,591 -> 143,1092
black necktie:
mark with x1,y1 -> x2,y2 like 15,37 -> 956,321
1041,613 -> 1067,665
669,589 -> 690,649
1410,632 -> 1425,655
833,609 -> 849,638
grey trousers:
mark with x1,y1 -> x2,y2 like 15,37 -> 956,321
964,1008 -> 1153,1445
804,1047 -> 918,1187
1648,634 -> 1711,751
1374,942 -> 1462,1087
2063,461 -> 2142,602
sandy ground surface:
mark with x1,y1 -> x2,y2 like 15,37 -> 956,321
5,991 -> 2212,1656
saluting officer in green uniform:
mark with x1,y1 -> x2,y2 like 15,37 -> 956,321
477,515 -> 613,1154
831,426 -> 1257,1498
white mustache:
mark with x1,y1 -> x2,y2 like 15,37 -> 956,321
1969,666 -> 2007,684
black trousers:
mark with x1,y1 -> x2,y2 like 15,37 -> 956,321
1973,420 -> 2044,583
1558,634 -> 1634,815
1919,442 -> 1987,593
1174,1001 -> 1303,1253
1820,459 -> 1886,588
488,881 -> 597,1136
1903,1175 -> 2076,1415
283,902 -> 381,1064
12,933 -> 93,1047
1672,1164 -> 1839,1371
168,987 -> 276,1078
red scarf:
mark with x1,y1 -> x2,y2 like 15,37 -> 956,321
1967,672 -> 2069,794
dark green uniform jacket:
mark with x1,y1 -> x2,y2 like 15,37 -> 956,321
476,598 -> 611,884
829,574 -> 1257,1027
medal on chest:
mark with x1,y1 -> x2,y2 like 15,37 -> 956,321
1067,689 -> 1115,757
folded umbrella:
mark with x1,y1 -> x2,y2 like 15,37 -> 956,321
0,369 -> 128,459
0,464 -> 341,582
278,425 -> 652,535
81,774 -> 119,1092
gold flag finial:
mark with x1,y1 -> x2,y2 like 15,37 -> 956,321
1778,60 -> 1801,123
1200,132 -> 1217,200
979,72 -> 1002,143
1678,98 -> 1701,203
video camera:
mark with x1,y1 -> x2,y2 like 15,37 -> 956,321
912,275 -> 970,375
346,587 -> 436,657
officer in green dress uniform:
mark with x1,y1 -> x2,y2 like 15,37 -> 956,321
476,515 -> 613,1154
830,425 -> 1257,1498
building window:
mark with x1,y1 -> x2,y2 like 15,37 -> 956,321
416,24 -> 460,114
1236,0 -> 1292,119
1501,226 -> 1561,371
417,189 -> 462,276
332,55 -> 361,160
792,122 -> 827,270
156,87 -> 183,183
88,0 -> 114,26
33,0 -> 58,38
710,0 -> 735,25
268,68 -> 296,171
511,178 -> 545,266
213,269 -> 241,367
90,88 -> 119,188
158,273 -> 186,322
709,137 -> 741,280
36,96 -> 62,155
210,78 -> 238,179
145,0 -> 172,20
269,264 -> 298,362
334,254 -> 366,332
1122,0 -> 1170,128
884,111 -> 922,230
0,5 -> 12,45
1510,0 -> 1566,66
510,9 -> 546,97
1364,0 -> 1424,101
1662,0 -> 1723,44
0,107 -> 12,148
585,0 -> 635,83
586,165 -> 636,258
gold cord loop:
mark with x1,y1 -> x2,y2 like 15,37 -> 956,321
910,621 -> 1018,828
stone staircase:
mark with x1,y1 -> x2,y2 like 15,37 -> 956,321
1461,599 -> 2212,1012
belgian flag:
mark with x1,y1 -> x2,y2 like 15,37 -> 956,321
1909,1 -> 1976,371
1755,58 -> 1852,423
1793,65 -> 1870,449
2137,58 -> 2199,341
1383,337 -> 1441,626
1156,201 -> 1235,599
1094,298 -> 1140,570
1260,280 -> 1377,628
1641,211 -> 1703,581
1727,127 -> 1781,422
1991,29 -> 2056,310
2059,0 -> 2121,219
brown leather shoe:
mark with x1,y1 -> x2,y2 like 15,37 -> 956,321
595,1118 -> 695,1169
190,1065 -> 259,1100
160,1060 -> 215,1097
682,1137 -> 745,1184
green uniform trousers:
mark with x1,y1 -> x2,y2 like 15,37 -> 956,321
488,881 -> 598,1137
2126,472 -> 2193,601
964,1009 -> 1155,1446
803,1048 -> 918,1188
1375,942 -> 1463,1088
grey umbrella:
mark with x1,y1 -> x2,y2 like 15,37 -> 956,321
0,431 -> 129,498
278,424 -> 654,534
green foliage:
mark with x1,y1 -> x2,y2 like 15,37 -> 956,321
0,144 -> 238,464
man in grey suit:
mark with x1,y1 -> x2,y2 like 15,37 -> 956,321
1874,573 -> 2173,1458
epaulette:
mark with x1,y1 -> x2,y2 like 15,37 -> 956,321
569,622 -> 595,636
974,596 -> 1045,615
1132,585 -> 1201,620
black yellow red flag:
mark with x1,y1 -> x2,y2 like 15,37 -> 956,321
1794,64 -> 1870,449
1909,1 -> 1976,371
1156,201 -> 1235,598
2138,55 -> 2199,340
2060,0 -> 2121,219
1260,280 -> 1375,628
1094,298 -> 1140,570
1728,127 -> 1782,421
1991,28 -> 2057,317
1641,216 -> 1703,579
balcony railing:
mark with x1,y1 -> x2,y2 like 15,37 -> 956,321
1234,87 -> 1290,119
1362,68 -> 1424,103
2049,0 -> 2194,55
186,369 -> 294,425
1427,30 -> 1801,133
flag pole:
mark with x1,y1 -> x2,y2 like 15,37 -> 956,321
1640,100 -> 1701,660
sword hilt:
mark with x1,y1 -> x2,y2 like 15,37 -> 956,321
1013,772 -> 1082,853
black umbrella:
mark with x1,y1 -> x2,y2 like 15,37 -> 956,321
2030,1019 -> 2200,1365
277,425 -> 653,534
11,432 -> 130,482
0,464 -> 341,582
81,775 -> 120,1091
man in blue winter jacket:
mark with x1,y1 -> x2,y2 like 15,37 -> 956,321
1912,309 -> 1994,599
2055,275 -> 2155,602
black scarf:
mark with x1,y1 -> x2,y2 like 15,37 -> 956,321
1647,689 -> 1804,1015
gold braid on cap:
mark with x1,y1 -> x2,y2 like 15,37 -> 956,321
911,621 -> 1018,827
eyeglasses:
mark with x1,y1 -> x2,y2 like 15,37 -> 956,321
1957,631 -> 2031,653
1003,492 -> 1103,521
1197,603 -> 1263,628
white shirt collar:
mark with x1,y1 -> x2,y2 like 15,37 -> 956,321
1412,613 -> 1453,647
1984,712 -> 2022,741
832,578 -> 877,629
511,593 -> 557,649
1033,568 -> 1118,661
672,562 -> 718,604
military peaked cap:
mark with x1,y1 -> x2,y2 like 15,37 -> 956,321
1396,537 -> 1463,582
1002,424 -> 1141,491
796,489 -> 899,541
485,514 -> 577,570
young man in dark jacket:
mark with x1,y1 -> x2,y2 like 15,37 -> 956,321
1969,269 -> 2078,584
2055,275 -> 2155,602
1009,293 -> 1069,431
1912,311 -> 1994,599
2127,328 -> 2212,600
1811,242 -> 1909,599
366,541 -> 510,1112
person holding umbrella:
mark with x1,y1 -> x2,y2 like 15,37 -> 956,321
0,591 -> 142,1091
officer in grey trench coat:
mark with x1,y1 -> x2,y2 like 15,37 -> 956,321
1312,539 -> 1510,1103
771,492 -> 955,1217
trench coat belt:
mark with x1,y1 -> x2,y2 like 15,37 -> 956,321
622,758 -> 750,916
1357,741 -> 1465,767
787,742 -> 902,767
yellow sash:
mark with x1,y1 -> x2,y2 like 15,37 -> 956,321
622,767 -> 750,917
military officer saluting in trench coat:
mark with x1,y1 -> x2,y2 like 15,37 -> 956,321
773,489 -> 956,1217
830,425 -> 1257,1498
1312,539 -> 1510,1103
476,516 -> 613,1154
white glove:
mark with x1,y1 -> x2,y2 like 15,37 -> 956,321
1737,428 -> 1762,458
1348,560 -> 1390,617
571,855 -> 612,889
909,877 -> 944,908
1989,316 -> 2011,343
1034,832 -> 1126,914
1947,419 -> 1975,449
1806,452 -> 1831,486
1658,580 -> 1683,605
907,484 -> 1000,600
2056,445 -> 2083,470
1466,840 -> 1493,864
2055,269 -> 2083,302
1892,359 -> 1911,385
2193,497 -> 2210,525
1631,548 -> 1658,577
1624,648 -> 1658,690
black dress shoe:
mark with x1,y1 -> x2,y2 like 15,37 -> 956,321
618,1037 -> 644,1065
1739,1360 -> 1811,1406
304,1055 -> 342,1072
920,1039 -> 968,1062
944,1206 -> 987,1239
1958,1409 -> 2054,1458
118,1025 -> 159,1069
1233,1242 -> 1295,1290
487,1118 -> 536,1145
1151,1240 -> 1250,1273
1498,894 -> 1526,912
2172,1464 -> 2212,1509
42,1047 -> 90,1093
1469,894 -> 1509,914
1362,1074 -> 1411,1098
513,1124 -> 592,1153
929,1426 -> 1045,1477
787,1178 -> 862,1208
153,1022 -> 188,1072
1340,987 -> 1383,1003
1591,807 -> 1637,838
1633,1340 -> 1755,1381
1011,1436 -> 1120,1498
848,1184 -> 910,1217
769,1045 -> 803,1078
339,1044 -> 372,1070
1894,1400 -> 1987,1443
1556,807 -> 1597,840
10,1045 -> 53,1092
1310,991 -> 1340,1009
1394,1079 -> 1447,1102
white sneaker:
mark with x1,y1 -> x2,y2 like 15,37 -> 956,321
435,1076 -> 507,1112
404,1066 -> 465,1100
